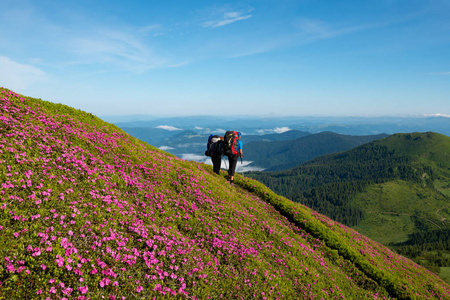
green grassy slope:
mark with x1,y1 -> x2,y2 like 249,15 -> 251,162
1,88 -> 449,299
249,132 -> 450,218
352,180 -> 450,244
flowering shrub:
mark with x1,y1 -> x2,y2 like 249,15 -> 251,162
1,87 -> 449,299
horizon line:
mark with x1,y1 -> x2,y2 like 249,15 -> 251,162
99,113 -> 450,119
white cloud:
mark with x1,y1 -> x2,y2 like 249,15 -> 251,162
67,28 -> 168,72
195,126 -> 203,130
256,127 -> 291,134
177,143 -> 204,148
295,18 -> 332,38
169,61 -> 189,68
1,3 -> 171,73
213,129 -> 226,134
139,24 -> 164,37
159,146 -> 175,150
181,153 -> 265,172
293,17 -> 406,44
0,56 -> 47,90
423,113 -> 450,118
181,153 -> 208,162
156,125 -> 182,131
236,161 -> 265,172
273,127 -> 291,133
203,10 -> 252,28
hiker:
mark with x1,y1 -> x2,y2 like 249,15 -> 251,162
223,131 -> 243,184
205,135 -> 223,175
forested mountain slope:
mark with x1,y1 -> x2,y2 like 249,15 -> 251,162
245,131 -> 389,171
249,132 -> 450,226
1,88 -> 449,299
248,131 -> 450,281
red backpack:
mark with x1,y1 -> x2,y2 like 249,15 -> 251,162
223,131 -> 238,156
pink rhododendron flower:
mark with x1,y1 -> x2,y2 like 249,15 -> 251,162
78,286 -> 88,294
6,264 -> 15,272
99,277 -> 111,287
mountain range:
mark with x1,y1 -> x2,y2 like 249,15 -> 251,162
110,114 -> 450,137
2,87 -> 449,298
245,131 -> 389,171
248,131 -> 450,282
121,127 -> 389,172
117,114 -> 449,172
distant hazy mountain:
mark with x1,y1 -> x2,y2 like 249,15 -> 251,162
109,115 -> 450,136
303,116 -> 450,136
120,129 -> 312,159
246,132 -> 389,171
243,130 -> 311,143
120,127 -> 176,146
120,127 -> 389,173
114,115 -> 231,128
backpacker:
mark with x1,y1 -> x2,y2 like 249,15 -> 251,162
223,131 -> 238,157
205,135 -> 223,157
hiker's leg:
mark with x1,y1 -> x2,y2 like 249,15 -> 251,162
227,156 -> 232,179
228,155 -> 238,182
212,155 -> 221,174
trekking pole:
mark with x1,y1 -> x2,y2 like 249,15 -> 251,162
223,156 -> 228,170
222,156 -> 229,181
240,157 -> 244,178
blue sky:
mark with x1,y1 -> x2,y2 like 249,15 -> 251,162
1,0 -> 449,117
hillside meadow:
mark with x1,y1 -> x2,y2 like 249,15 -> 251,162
1,87 -> 450,299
